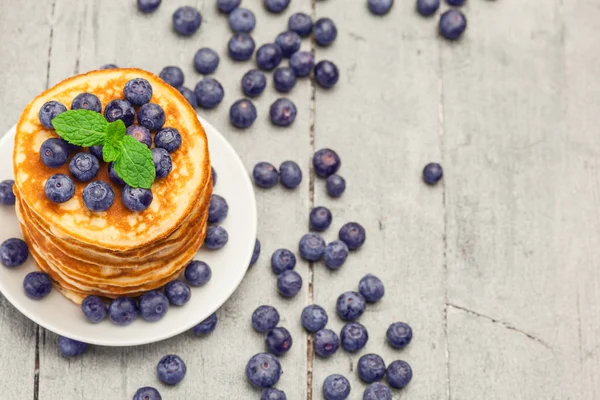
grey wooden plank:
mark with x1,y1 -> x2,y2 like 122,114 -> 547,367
311,1 -> 447,399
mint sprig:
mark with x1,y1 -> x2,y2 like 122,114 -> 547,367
53,110 -> 156,189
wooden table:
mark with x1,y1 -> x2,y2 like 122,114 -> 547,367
1,0 -> 598,398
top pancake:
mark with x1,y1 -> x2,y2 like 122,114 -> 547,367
13,69 -> 211,251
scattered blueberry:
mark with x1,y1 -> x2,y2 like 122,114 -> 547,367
299,232 -> 326,261
82,181 -> 114,212
0,238 -> 28,268
40,138 -> 69,168
301,304 -> 328,332
309,206 -> 332,232
277,270 -> 303,298
211,166 -> 218,187
271,248 -> 296,275
69,152 -> 100,182
387,360 -> 412,388
368,0 -> 394,15
416,0 -> 440,16
358,354 -> 387,383
159,66 -> 185,87
336,291 -> 366,321
273,68 -> 297,93
133,387 -> 162,400
326,174 -> 346,198
423,162 -> 443,185
256,44 -> 283,71
253,162 -> 279,188
81,295 -> 107,323
314,18 -> 338,46
137,0 -> 161,13
164,280 -> 191,306
265,327 -> 293,356
89,145 -> 103,160
229,8 -> 256,33
288,12 -> 312,37
184,260 -> 212,287
155,127 -> 182,153
323,374 -> 351,400
339,222 -> 366,250
138,103 -> 166,131
194,78 -> 225,109
359,274 -> 385,303
261,388 -> 287,400
45,174 -> 75,203
204,225 -> 229,249
152,148 -> 173,179
194,48 -> 220,74
71,93 -> 102,112
341,322 -> 369,352
57,336 -> 88,358
100,64 -> 118,70
439,9 -> 466,40
109,297 -> 139,326
363,383 -> 392,400
178,86 -> 198,108
279,160 -> 302,189
386,322 -> 413,349
314,329 -> 340,357
230,99 -> 257,128
228,33 -> 256,61
324,240 -> 349,270
289,51 -> 315,77
218,0 -> 240,13
314,60 -> 340,89
447,0 -> 465,5
264,0 -> 290,13
38,100 -> 67,129
246,353 -> 283,388
208,194 -> 229,224
124,78 -> 153,106
313,148 -> 341,178
104,99 -> 135,126
23,271 -> 52,300
108,162 -> 126,186
122,186 -> 153,212
157,355 -> 187,385
252,305 -> 280,333
242,69 -> 267,97
173,6 -> 202,36
0,180 -> 15,205
250,238 -> 261,267
275,31 -> 301,58
192,313 -> 218,335
139,290 -> 169,322
270,98 -> 297,127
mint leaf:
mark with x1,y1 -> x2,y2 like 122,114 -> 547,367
52,110 -> 108,147
102,120 -> 126,162
114,136 -> 156,189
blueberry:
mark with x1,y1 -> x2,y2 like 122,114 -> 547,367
358,354 -> 386,383
23,271 -> 52,300
108,162 -> 126,186
242,69 -> 267,98
152,148 -> 173,179
133,387 -> 162,400
71,93 -> 102,112
104,99 -> 135,126
228,33 -> 256,61
124,78 -> 153,106
164,280 -> 191,306
387,360 -> 412,388
250,238 -> 261,267
289,51 -> 315,77
184,260 -> 212,287
273,68 -> 297,93
82,181 -> 114,212
69,152 -> 100,182
363,383 -> 392,400
194,78 -> 225,109
40,138 -> 69,168
137,0 -> 161,13
0,180 -> 15,205
138,103 -> 166,131
139,290 -> 169,322
204,225 -> 228,249
122,186 -> 153,212
109,297 -> 139,326
261,388 -> 287,400
178,86 -> 198,108
288,12 -> 313,37
246,353 -> 283,388
275,31 -> 301,58
264,0 -> 290,13
57,336 -> 88,358
253,162 -> 278,188
100,64 -> 118,70
323,374 -> 351,400
326,174 -> 346,198
324,240 -> 349,270
339,222 -> 366,250
299,233 -> 326,261
446,0 -> 465,5
368,0 -> 394,15
252,305 -> 280,333
314,329 -> 340,357
208,194 -> 229,224
309,206 -> 332,232
45,174 -> 75,203
277,270 -> 303,298
159,66 -> 185,87
301,304 -> 328,332
38,100 -> 67,129
271,248 -> 296,274
341,322 -> 369,352
336,291 -> 366,321
192,313 -> 218,335
229,8 -> 256,33
279,161 -> 302,189
211,166 -> 218,187
89,145 -> 104,160
386,322 -> 413,349
256,44 -> 283,71
270,98 -> 297,127
81,295 -> 107,323
416,0 -> 440,16
230,99 -> 257,128
314,60 -> 340,89
172,6 -> 202,36
155,127 -> 182,153
314,18 -> 338,46
217,0 -> 240,13
359,274 -> 385,303
194,48 -> 220,74
0,238 -> 28,268
439,9 -> 466,40
266,327 -> 293,356
313,148 -> 341,178
157,355 -> 187,385
423,162 -> 443,185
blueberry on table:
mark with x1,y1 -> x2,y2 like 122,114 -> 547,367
138,103 -> 166,131
275,31 -> 301,58
256,44 -> 283,71
299,232 -> 326,261
184,260 -> 212,287
279,160 -> 302,189
252,305 -> 280,333
314,329 -> 340,357
45,174 -> 75,203
261,388 -> 287,400
155,127 -> 182,153
387,360 -> 412,388
100,64 -> 118,70
314,18 -> 338,47
194,48 -> 220,75
309,206 -> 332,232
368,0 -> 394,15
265,327 -> 293,355
270,98 -> 297,127
57,336 -> 88,358
228,33 -> 256,61
447,0 -> 465,5
326,174 -> 346,198
178,86 -> 198,108
122,186 -> 153,212
250,239 -> 261,267
38,100 -> 67,129
358,354 -> 387,383
363,383 -> 392,400
359,274 -> 385,303
323,374 -> 351,400
314,60 -> 340,89
0,180 -> 15,205
109,297 -> 139,326
83,181 -> 114,212
264,0 -> 290,13
104,99 -> 135,126
242,69 -> 267,98
151,148 -> 173,180
89,145 -> 103,160
81,295 -> 107,323
0,238 -> 28,268
159,66 -> 185,87
124,78 -> 153,106
253,162 -> 279,188
439,9 -> 467,40
217,0 -> 240,13
23,271 -> 52,300
277,270 -> 303,298
301,304 -> 328,332
339,222 -> 366,250
164,280 -> 191,306
273,68 -> 297,93
246,353 -> 283,388
417,0 -> 440,16
336,291 -> 366,321
271,248 -> 296,274
133,387 -> 162,400
108,162 -> 126,186
157,355 -> 187,385
387,322 -> 413,349
208,194 -> 229,224
324,240 -> 349,270
71,93 -> 102,113
204,225 -> 229,249
173,6 -> 202,36
211,166 -> 217,187
230,99 -> 258,129
290,51 -> 315,77
137,0 -> 161,13
229,8 -> 256,33
192,312 -> 218,335
340,322 -> 369,352
194,78 -> 225,109
313,148 -> 341,178
289,12 -> 313,37
423,162 -> 443,185
69,152 -> 100,182
40,138 -> 69,168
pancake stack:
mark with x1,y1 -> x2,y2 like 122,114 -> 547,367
12,69 -> 212,304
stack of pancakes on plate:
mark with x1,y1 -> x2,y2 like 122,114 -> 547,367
12,69 -> 212,304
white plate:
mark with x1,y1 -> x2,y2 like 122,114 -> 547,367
0,116 -> 256,347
